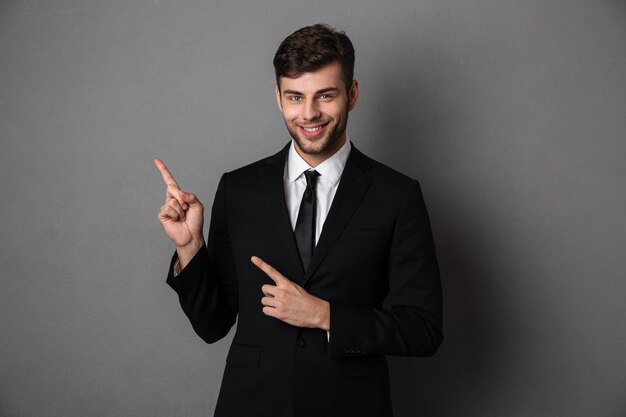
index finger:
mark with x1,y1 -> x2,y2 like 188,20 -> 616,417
251,256 -> 287,284
154,158 -> 180,188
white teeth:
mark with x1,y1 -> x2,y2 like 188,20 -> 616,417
303,126 -> 323,132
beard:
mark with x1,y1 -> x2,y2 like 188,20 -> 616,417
284,110 -> 348,156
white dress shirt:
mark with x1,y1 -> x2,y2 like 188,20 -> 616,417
284,138 -> 351,342
284,138 -> 352,243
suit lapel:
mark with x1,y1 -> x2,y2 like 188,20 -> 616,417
301,145 -> 373,287
258,142 -> 306,280
259,142 -> 373,287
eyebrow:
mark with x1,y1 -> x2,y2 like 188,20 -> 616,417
282,87 -> 340,96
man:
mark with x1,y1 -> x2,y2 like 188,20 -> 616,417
155,24 -> 442,417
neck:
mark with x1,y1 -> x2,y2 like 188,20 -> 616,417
296,135 -> 347,167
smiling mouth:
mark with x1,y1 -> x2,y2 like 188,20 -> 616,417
298,122 -> 329,137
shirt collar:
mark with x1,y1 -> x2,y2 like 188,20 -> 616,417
286,138 -> 352,186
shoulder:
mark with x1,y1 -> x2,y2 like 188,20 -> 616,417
352,145 -> 419,192
219,142 -> 289,185
353,148 -> 432,221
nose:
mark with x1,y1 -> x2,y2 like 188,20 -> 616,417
302,99 -> 321,121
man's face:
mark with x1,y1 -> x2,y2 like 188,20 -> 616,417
276,61 -> 359,165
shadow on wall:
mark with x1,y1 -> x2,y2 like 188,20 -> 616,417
368,42 -> 522,417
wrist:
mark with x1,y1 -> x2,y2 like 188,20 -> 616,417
176,238 -> 205,269
318,300 -> 330,332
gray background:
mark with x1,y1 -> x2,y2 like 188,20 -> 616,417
1,0 -> 625,416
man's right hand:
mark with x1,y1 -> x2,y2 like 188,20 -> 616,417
154,158 -> 205,268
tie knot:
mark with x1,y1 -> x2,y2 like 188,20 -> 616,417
303,169 -> 320,189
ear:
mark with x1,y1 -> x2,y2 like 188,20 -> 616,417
348,80 -> 359,111
275,84 -> 284,112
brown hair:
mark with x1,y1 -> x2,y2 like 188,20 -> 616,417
273,23 -> 355,91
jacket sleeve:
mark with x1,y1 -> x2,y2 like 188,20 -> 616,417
327,179 -> 443,357
165,173 -> 238,344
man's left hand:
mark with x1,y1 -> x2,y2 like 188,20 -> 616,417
251,256 -> 330,331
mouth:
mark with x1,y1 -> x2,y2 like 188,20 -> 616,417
298,122 -> 329,138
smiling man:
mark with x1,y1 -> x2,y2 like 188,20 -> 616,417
156,24 -> 443,417
277,59 -> 356,164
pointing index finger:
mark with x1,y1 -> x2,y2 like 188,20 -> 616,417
154,158 -> 180,188
251,256 -> 286,284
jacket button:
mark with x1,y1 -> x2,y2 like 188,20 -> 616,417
297,339 -> 306,348
348,347 -> 355,354
344,348 -> 350,354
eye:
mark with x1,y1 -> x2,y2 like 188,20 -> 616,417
318,94 -> 333,101
289,95 -> 302,102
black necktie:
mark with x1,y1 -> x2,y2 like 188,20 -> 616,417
294,170 -> 320,271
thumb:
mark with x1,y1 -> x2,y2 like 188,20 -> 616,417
181,191 -> 199,205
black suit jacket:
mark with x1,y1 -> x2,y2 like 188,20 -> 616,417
166,142 -> 443,417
